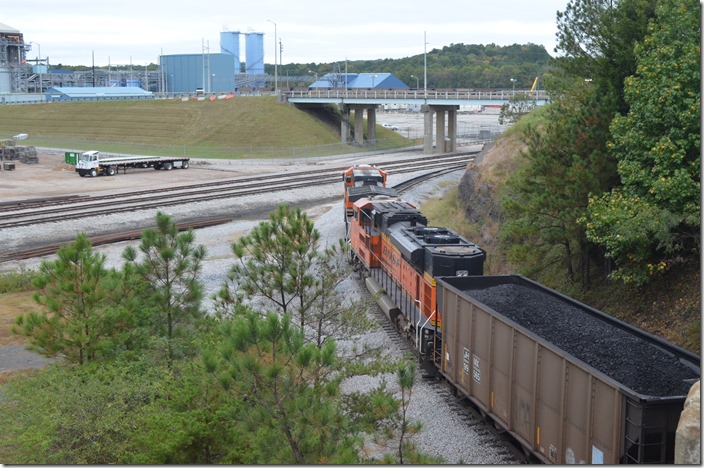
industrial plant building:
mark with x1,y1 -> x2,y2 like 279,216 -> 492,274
1,21 -> 408,101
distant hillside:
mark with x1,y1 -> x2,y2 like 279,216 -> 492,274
0,97 -> 408,158
54,43 -> 552,91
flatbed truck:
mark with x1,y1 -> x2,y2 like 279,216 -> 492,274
75,150 -> 190,177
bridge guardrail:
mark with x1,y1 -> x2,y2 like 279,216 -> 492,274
284,88 -> 549,101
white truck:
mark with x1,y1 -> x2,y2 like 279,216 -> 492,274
75,150 -> 190,177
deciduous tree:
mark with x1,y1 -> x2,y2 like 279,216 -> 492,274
583,0 -> 700,285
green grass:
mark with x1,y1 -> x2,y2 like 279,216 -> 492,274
0,268 -> 37,294
0,97 -> 412,159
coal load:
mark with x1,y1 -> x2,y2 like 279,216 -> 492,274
465,284 -> 698,397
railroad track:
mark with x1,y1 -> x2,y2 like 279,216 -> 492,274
1,154 -> 474,229
0,217 -> 234,263
425,378 -> 525,464
0,153 -> 474,215
1,155 -> 473,262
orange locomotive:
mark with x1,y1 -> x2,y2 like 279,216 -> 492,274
345,169 -> 485,358
342,164 -> 397,220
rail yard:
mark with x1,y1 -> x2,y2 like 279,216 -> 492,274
0,145 -> 529,464
1,144 -> 699,464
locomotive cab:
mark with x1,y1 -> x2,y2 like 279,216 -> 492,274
343,165 -> 396,224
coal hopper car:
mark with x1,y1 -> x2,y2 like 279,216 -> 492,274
436,275 -> 700,464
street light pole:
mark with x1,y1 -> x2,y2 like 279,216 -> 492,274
423,31 -> 428,97
267,19 -> 277,95
510,78 -> 516,97
410,74 -> 419,89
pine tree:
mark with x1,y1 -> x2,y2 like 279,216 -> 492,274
211,310 -> 360,464
13,233 -> 122,363
123,211 -> 206,365
216,204 -> 319,329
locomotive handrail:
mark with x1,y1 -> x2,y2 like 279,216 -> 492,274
416,308 -> 436,355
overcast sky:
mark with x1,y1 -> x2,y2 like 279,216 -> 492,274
6,0 -> 568,67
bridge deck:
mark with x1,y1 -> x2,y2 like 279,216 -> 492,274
284,88 -> 549,106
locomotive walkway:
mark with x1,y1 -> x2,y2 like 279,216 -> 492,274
283,88 -> 549,154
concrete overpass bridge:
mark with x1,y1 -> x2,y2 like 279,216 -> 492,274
282,88 -> 549,153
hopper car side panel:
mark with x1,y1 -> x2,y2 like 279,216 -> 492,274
437,275 -> 700,464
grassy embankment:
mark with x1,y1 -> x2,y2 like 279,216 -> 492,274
0,97 -> 412,159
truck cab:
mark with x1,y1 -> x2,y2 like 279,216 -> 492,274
75,150 -> 101,176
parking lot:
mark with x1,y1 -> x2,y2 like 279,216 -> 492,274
376,109 -> 507,143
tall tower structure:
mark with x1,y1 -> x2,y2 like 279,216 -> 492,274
0,22 -> 26,93
220,31 -> 241,72
244,32 -> 264,87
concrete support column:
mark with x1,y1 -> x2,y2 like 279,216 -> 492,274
367,106 -> 377,144
340,104 -> 351,143
435,109 -> 446,153
448,108 -> 458,152
354,107 -> 364,146
422,104 -> 434,154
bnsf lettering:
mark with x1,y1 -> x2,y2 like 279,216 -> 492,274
383,244 -> 401,269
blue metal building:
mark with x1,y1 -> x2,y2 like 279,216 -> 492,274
160,53 -> 236,93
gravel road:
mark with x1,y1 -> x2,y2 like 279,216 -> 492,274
0,146 -> 520,463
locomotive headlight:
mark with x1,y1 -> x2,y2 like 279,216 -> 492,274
456,270 -> 469,276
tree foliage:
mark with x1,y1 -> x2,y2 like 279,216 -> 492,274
500,0 -> 682,288
554,0 -> 657,113
3,213 -> 428,463
216,204 -> 319,327
209,310 -> 362,464
13,233 -> 131,364
0,356 -> 233,464
284,43 -> 551,89
123,211 -> 206,365
582,0 -> 701,285
500,83 -> 618,284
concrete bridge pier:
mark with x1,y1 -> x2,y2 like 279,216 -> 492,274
340,104 -> 378,145
341,104 -> 352,143
422,104 -> 459,153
